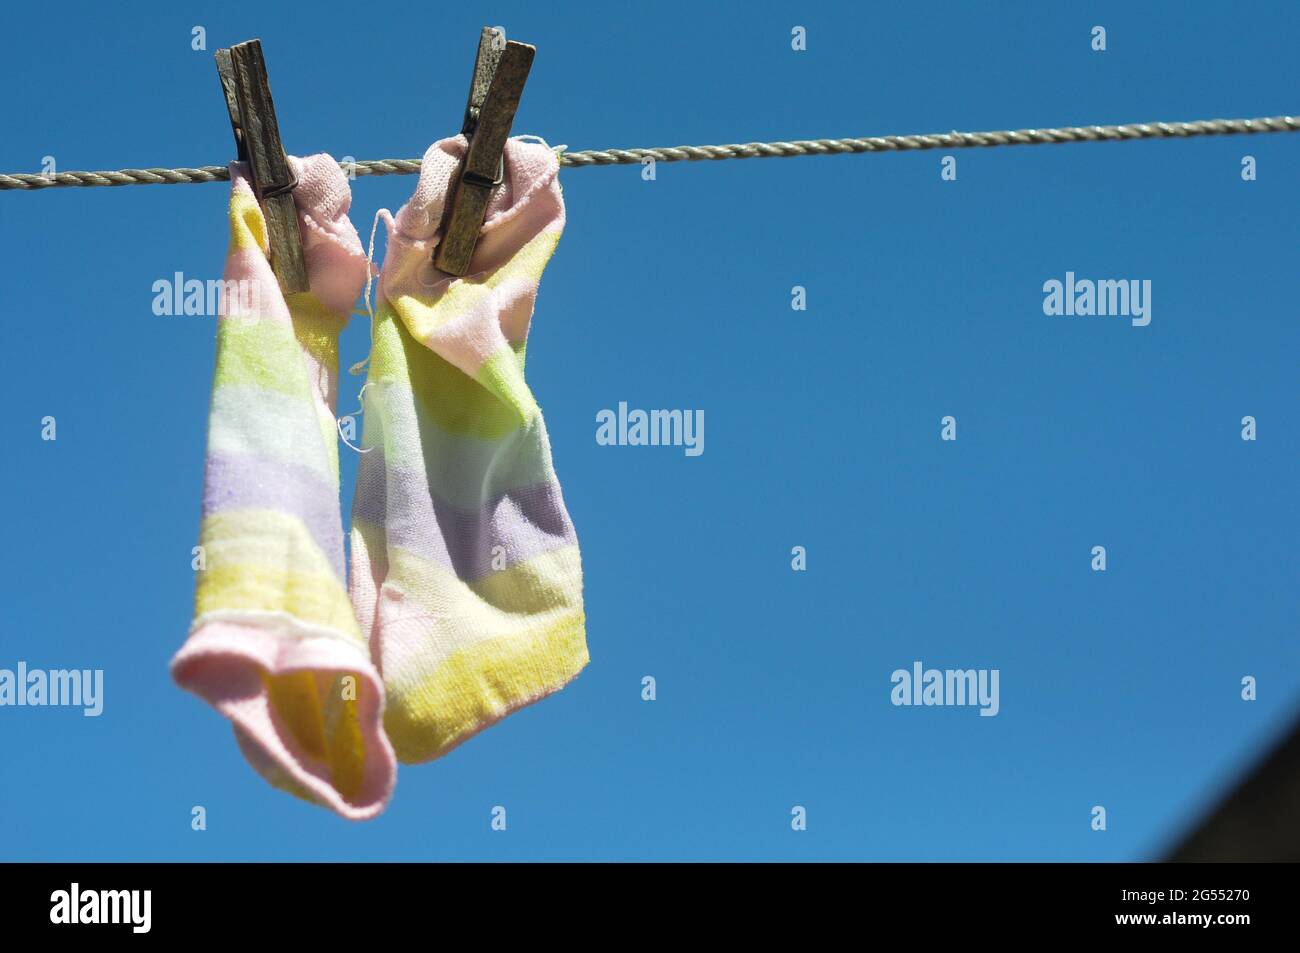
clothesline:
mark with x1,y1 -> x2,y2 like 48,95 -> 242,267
2,114 -> 1296,191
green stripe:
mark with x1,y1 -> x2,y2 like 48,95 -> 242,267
366,302 -> 529,440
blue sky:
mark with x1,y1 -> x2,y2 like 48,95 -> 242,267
1,0 -> 1296,860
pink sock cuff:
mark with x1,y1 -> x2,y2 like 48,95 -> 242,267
391,137 -> 563,249
227,154 -> 368,315
172,619 -> 397,821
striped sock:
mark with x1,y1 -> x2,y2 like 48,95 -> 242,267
351,137 -> 588,763
172,154 -> 396,819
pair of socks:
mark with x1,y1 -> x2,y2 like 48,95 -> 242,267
171,138 -> 587,820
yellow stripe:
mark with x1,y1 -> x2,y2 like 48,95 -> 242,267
466,545 -> 584,615
261,670 -> 369,800
229,190 -> 267,254
357,538 -> 587,763
366,304 -> 525,440
374,540 -> 585,634
322,676 -> 368,798
264,670 -> 328,760
195,510 -> 360,638
195,564 -> 359,636
385,610 -> 588,763
213,302 -> 342,398
474,345 -> 538,425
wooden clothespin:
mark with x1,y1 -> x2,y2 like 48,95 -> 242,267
215,40 -> 309,294
433,28 -> 536,276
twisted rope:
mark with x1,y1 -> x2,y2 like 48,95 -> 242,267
2,116 -> 1296,191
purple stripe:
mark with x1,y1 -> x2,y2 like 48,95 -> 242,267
203,452 -> 345,578
353,451 -> 577,583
